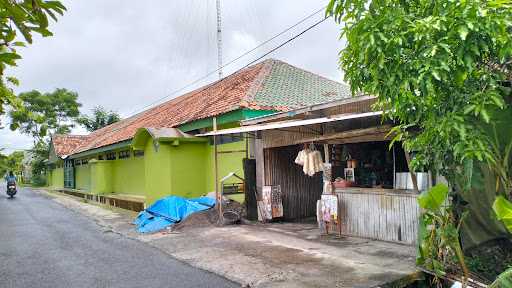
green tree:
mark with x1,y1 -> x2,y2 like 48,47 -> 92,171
326,0 -> 511,184
0,150 -> 24,177
327,0 -> 512,283
0,0 -> 66,126
77,106 -> 121,132
9,88 -> 82,141
29,140 -> 49,186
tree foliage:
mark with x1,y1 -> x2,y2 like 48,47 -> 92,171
327,0 -> 512,282
0,150 -> 24,177
77,106 -> 121,132
326,0 -> 512,177
29,140 -> 49,186
0,0 -> 66,125
9,88 -> 81,141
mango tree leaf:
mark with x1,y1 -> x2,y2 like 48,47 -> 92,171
489,267 -> 512,288
458,25 -> 469,40
418,184 -> 449,210
493,196 -> 512,233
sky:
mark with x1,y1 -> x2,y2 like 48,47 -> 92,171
0,0 -> 346,153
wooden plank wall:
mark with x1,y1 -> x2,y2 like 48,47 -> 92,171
262,125 -> 319,149
337,190 -> 420,245
264,145 -> 323,220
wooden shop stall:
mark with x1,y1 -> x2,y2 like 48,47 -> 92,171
199,96 -> 428,245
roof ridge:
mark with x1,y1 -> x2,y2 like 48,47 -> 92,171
242,58 -> 275,107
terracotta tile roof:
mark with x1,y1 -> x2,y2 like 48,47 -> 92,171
60,58 -> 352,155
51,134 -> 88,158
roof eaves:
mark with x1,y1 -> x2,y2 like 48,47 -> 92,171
242,94 -> 375,125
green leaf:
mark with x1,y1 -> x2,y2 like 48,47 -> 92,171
489,267 -> 512,288
493,196 -> 512,233
481,109 -> 490,123
418,184 -> 449,210
458,25 -> 469,40
455,70 -> 467,86
432,70 -> 441,81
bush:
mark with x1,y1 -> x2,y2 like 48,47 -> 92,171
31,174 -> 47,187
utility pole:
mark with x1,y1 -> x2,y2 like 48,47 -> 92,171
216,0 -> 223,79
214,0 -> 222,224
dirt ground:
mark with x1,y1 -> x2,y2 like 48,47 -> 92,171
39,189 -> 419,288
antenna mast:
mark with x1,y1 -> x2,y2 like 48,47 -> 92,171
216,0 -> 223,79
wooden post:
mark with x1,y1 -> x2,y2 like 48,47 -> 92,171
404,152 -> 419,192
392,144 -> 396,189
255,136 -> 265,194
323,144 -> 330,164
213,117 -> 222,224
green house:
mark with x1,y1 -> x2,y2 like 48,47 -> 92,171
47,59 -> 352,206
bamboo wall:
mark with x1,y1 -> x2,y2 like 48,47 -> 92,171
337,189 -> 420,245
264,145 -> 323,220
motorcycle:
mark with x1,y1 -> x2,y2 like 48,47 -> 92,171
6,180 -> 16,198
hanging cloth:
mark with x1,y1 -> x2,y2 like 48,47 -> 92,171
295,147 -> 323,177
294,149 -> 307,165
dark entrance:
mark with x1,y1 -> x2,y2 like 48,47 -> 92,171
264,145 -> 323,220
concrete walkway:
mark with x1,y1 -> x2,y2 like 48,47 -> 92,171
41,189 -> 418,288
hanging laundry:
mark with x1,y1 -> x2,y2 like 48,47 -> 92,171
295,147 -> 323,176
294,149 -> 308,165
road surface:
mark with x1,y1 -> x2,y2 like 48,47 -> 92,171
0,186 -> 238,288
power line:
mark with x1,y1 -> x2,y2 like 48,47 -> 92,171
119,11 -> 330,131
110,10 -> 331,136
243,16 -> 330,68
128,5 -> 328,116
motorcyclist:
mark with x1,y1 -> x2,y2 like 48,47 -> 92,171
5,171 -> 17,188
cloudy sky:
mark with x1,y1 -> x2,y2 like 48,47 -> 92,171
0,0 -> 346,153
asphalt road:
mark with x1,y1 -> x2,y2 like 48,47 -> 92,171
0,186 -> 238,288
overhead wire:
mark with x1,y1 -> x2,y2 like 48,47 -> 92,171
112,13 -> 331,136
98,6 -> 332,140
128,4 -> 328,116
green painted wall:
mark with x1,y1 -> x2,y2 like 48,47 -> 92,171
49,167 -> 64,189
75,165 -> 91,191
169,142 -> 208,199
50,111 -> 263,205
205,140 -> 247,193
111,155 -> 145,195
144,139 -> 172,205
143,139 -> 210,205
90,160 -> 112,194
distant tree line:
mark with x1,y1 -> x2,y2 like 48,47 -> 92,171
5,87 -> 121,186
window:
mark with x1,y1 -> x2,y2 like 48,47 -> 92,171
98,154 -> 104,160
118,150 -> 131,159
134,150 -> 144,157
106,152 -> 116,160
81,159 -> 89,165
209,133 -> 244,145
74,159 -> 81,166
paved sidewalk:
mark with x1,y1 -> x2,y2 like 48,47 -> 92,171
40,189 -> 418,288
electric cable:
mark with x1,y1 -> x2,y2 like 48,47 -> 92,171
129,5 -> 328,116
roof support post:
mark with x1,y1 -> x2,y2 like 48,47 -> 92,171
213,117 -> 223,224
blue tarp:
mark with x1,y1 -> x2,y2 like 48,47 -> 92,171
134,196 -> 214,233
